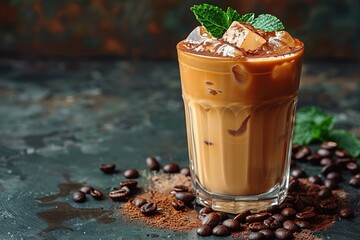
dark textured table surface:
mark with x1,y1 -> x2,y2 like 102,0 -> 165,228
0,60 -> 359,240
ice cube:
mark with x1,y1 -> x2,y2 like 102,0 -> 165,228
215,43 -> 244,57
267,31 -> 296,54
185,26 -> 213,44
221,21 -> 266,51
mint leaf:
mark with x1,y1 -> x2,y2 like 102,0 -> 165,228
237,13 -> 255,23
251,14 -> 285,32
328,130 -> 360,157
226,7 -> 240,24
190,4 -> 229,38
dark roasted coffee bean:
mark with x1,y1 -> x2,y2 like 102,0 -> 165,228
279,202 -> 295,210
291,144 -> 302,153
294,220 -> 310,229
266,204 -> 280,214
259,229 -> 275,239
318,187 -> 332,199
295,207 -> 315,220
288,178 -> 299,192
79,186 -> 94,194
180,166 -> 190,176
320,141 -> 338,151
248,232 -> 267,240
326,172 -> 342,182
172,185 -> 188,193
202,212 -> 220,228
275,228 -> 293,240
320,157 -> 333,166
140,202 -> 157,216
246,212 -> 270,223
263,217 -> 282,229
298,194 -> 314,206
335,149 -> 349,158
293,147 -> 311,161
175,192 -> 195,203
306,155 -> 322,165
283,195 -> 295,204
346,162 -> 360,175
249,222 -> 267,231
199,206 -> 213,215
163,163 -> 180,173
123,168 -> 139,179
109,186 -> 130,202
324,179 -> 338,189
196,225 -> 212,236
90,189 -> 103,200
316,148 -> 331,158
216,212 -> 228,222
146,156 -> 160,171
272,213 -> 287,223
212,225 -> 230,236
319,198 -> 338,214
355,173 -> 360,178
321,163 -> 338,176
132,197 -> 147,208
281,207 -> 297,219
120,180 -> 138,190
234,209 -> 251,223
291,168 -> 306,178
171,199 -> 185,211
99,163 -> 116,174
308,175 -> 323,185
336,158 -> 356,168
338,207 -> 355,219
73,191 -> 86,203
283,220 -> 299,232
349,176 -> 360,188
222,218 -> 241,231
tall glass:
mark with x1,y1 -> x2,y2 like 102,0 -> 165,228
177,44 -> 304,214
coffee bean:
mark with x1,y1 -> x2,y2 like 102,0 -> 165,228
321,163 -> 338,175
140,202 -> 157,216
109,186 -> 130,202
163,163 -> 180,173
355,173 -> 360,178
172,185 -> 188,193
222,218 -> 241,231
294,220 -> 310,229
99,163 -> 116,174
346,162 -> 360,175
248,232 -> 267,240
199,206 -> 213,215
293,147 -> 311,161
320,157 -> 333,166
326,172 -> 342,182
120,180 -> 138,190
298,193 -> 314,206
266,204 -> 280,214
212,225 -> 230,236
216,212 -> 228,222
146,156 -> 160,171
271,213 -> 287,223
288,178 -> 299,192
175,192 -> 195,203
318,187 -> 332,199
295,207 -> 315,220
306,155 -> 322,165
320,141 -> 337,151
234,209 -> 251,223
291,168 -> 306,178
90,189 -> 103,200
349,176 -> 360,187
180,166 -> 190,176
171,199 -> 185,211
336,158 -> 356,168
308,175 -> 323,185
275,228 -> 293,240
259,229 -> 275,239
281,207 -> 297,219
249,222 -> 267,231
73,191 -> 86,203
202,212 -> 220,228
319,198 -> 338,214
283,220 -> 299,232
132,197 -> 147,207
123,168 -> 139,179
335,149 -> 349,158
263,217 -> 282,229
196,225 -> 212,236
338,207 -> 355,219
246,212 -> 270,223
292,144 -> 302,153
316,148 -> 331,158
279,202 -> 295,210
324,179 -> 338,189
79,186 -> 94,194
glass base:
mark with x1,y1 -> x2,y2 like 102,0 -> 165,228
194,179 -> 288,214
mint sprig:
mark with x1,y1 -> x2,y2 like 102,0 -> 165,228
190,4 -> 284,38
293,106 -> 360,157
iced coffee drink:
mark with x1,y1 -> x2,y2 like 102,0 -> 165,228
177,5 -> 304,213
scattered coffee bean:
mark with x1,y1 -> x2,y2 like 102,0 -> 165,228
319,198 -> 338,214
123,168 -> 139,179
79,186 -> 94,194
306,155 -> 322,165
146,156 -> 160,171
296,207 -> 315,220
291,144 -> 302,153
99,163 -> 116,174
163,163 -> 180,173
73,191 -> 86,203
263,216 -> 282,229
246,212 -> 270,223
318,187 -> 332,199
175,192 -> 195,203
355,173 -> 360,178
288,178 -> 299,192
336,158 -> 355,168
346,162 -> 360,175
249,222 -> 267,231
308,175 -> 323,185
271,213 -> 287,223
320,157 -> 333,166
90,189 -> 103,200
140,202 -> 157,216
171,199 -> 185,211
199,206 -> 213,216
266,204 -> 280,214
324,179 -> 338,189
196,225 -> 212,236
326,172 -> 342,182
202,212 -> 220,228
222,218 -> 241,231
335,149 -> 349,158
234,209 -> 251,223
216,211 -> 228,222
172,185 -> 188,193
320,141 -> 337,151
316,148 -> 331,158
275,228 -> 293,240
248,232 -> 267,240
109,186 -> 130,202
283,220 -> 299,232
321,163 -> 338,176
298,193 -> 314,206
291,168 -> 306,178
281,207 -> 297,219
338,207 -> 355,219
212,225 -> 230,236
349,176 -> 360,187
294,220 -> 310,229
279,202 -> 295,210
293,147 -> 311,161
132,197 -> 147,208
120,180 -> 138,190
259,229 -> 275,239
180,166 -> 190,176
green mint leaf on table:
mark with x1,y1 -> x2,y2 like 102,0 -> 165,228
190,4 -> 285,38
328,130 -> 360,158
